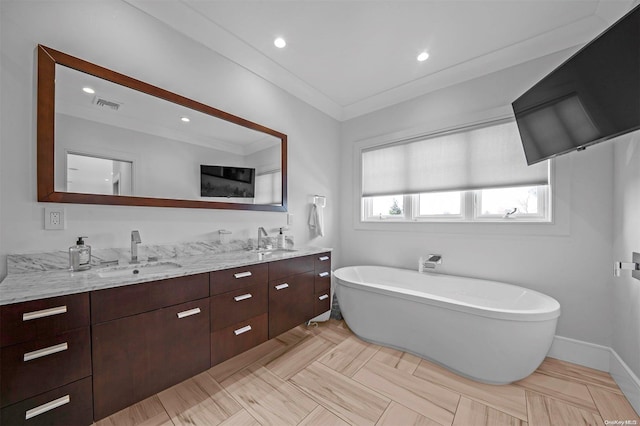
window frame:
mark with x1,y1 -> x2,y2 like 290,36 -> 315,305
361,183 -> 551,223
473,185 -> 550,222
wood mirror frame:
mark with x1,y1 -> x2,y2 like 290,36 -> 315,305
37,45 -> 287,211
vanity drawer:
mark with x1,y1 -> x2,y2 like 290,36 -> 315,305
314,252 -> 331,271
0,293 -> 89,348
0,327 -> 91,407
268,255 -> 314,281
210,264 -> 268,295
91,273 -> 209,323
0,376 -> 93,426
211,313 -> 268,366
314,291 -> 331,317
211,282 -> 268,331
314,271 -> 331,293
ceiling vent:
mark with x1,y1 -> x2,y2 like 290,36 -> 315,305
93,97 -> 121,111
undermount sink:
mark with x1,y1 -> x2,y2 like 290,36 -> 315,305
97,261 -> 182,278
252,248 -> 298,260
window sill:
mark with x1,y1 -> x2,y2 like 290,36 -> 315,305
355,217 -> 566,237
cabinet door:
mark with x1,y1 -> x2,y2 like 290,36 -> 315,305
268,272 -> 314,338
92,298 -> 210,420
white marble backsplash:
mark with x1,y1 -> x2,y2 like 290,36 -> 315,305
7,236 -> 293,274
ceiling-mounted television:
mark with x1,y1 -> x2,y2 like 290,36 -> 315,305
512,4 -> 639,165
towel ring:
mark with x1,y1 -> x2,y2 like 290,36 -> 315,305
313,195 -> 326,208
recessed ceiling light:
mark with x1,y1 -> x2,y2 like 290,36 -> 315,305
181,117 -> 190,123
417,51 -> 430,62
274,37 -> 286,48
82,87 -> 95,94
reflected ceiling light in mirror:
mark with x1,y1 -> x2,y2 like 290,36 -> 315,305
274,37 -> 286,48
82,87 -> 95,94
417,51 -> 430,62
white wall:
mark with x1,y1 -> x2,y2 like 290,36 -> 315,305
340,51 -> 615,347
0,0 -> 341,280
56,114 -> 244,199
612,132 -> 640,379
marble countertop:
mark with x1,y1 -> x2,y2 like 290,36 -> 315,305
0,246 -> 331,306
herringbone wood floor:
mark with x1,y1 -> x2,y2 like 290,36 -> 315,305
95,320 -> 639,426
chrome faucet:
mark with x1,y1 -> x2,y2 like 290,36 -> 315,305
421,254 -> 442,271
257,227 -> 268,250
131,230 -> 141,263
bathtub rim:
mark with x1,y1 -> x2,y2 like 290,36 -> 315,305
334,265 -> 561,322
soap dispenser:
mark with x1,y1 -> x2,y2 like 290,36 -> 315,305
69,236 -> 92,271
277,228 -> 286,249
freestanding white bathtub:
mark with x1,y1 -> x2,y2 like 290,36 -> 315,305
334,265 -> 561,384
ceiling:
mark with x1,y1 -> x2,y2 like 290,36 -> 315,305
125,0 -> 635,121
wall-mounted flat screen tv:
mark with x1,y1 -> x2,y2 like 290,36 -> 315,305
512,4 -> 639,165
200,165 -> 255,198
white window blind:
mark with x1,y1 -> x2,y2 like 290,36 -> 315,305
254,170 -> 281,204
362,120 -> 549,197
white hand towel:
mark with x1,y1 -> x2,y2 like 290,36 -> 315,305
309,204 -> 325,237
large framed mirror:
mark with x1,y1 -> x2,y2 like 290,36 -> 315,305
37,45 -> 287,211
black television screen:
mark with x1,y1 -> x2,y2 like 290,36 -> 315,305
512,4 -> 639,165
200,165 -> 255,198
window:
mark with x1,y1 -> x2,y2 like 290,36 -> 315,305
361,119 -> 551,223
254,170 -> 282,205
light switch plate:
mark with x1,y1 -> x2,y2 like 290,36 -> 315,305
287,213 -> 294,225
44,207 -> 65,230
633,252 -> 639,281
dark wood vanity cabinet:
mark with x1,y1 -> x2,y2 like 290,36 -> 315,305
0,251 -> 331,424
91,274 -> 210,420
0,293 -> 93,425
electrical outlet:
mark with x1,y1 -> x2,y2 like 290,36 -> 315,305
44,207 -> 65,230
287,213 -> 294,225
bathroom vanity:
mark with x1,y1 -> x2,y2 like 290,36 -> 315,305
0,248 -> 331,424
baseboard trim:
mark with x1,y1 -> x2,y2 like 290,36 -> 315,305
549,335 -> 640,415
549,335 -> 611,372
610,349 -> 640,416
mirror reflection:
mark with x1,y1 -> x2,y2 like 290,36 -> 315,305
54,65 -> 283,205
66,153 -> 133,196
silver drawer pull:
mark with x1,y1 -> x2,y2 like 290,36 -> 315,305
234,325 -> 252,335
234,293 -> 253,302
275,283 -> 289,290
234,271 -> 252,279
23,342 -> 68,362
22,305 -> 67,321
25,395 -> 70,420
319,256 -> 330,261
318,294 -> 329,301
177,308 -> 201,319
319,272 -> 330,278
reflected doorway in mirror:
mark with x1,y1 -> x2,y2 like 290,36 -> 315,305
66,153 -> 132,196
